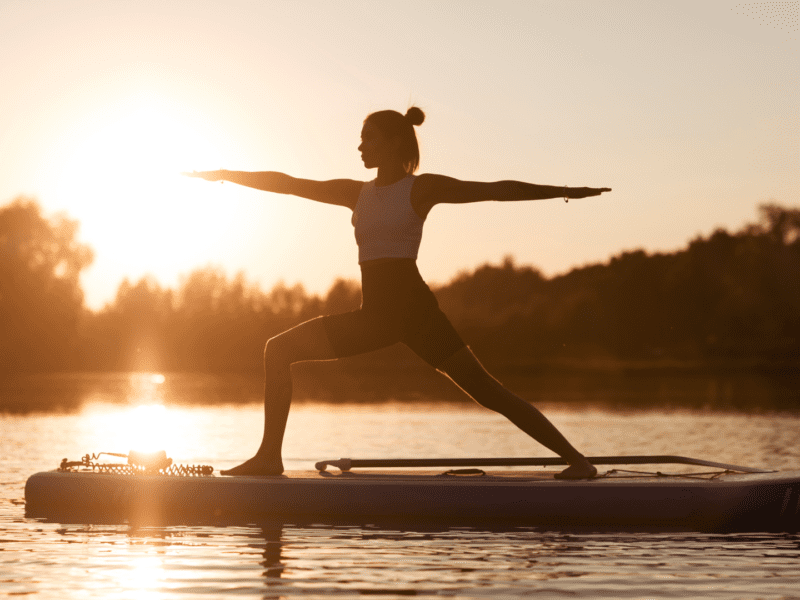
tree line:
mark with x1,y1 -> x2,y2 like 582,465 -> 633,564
2,197 -> 799,375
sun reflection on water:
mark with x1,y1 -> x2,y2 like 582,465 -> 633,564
119,555 -> 165,600
127,404 -> 171,453
80,373 -> 186,456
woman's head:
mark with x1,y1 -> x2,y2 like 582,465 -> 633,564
361,107 -> 425,173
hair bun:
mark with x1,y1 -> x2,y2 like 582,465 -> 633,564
404,106 -> 425,127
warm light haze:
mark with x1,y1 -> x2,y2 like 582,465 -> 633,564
0,1 -> 796,309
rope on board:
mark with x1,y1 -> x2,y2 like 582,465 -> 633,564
597,468 -> 733,480
58,451 -> 213,476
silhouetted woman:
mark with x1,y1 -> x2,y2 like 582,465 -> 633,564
187,107 -> 610,479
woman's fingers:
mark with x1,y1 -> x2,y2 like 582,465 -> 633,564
563,187 -> 612,200
582,187 -> 612,197
182,170 -> 221,181
569,187 -> 607,198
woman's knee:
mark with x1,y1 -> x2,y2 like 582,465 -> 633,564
440,351 -> 501,404
263,317 -> 337,369
263,335 -> 291,369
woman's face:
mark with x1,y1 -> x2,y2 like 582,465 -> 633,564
358,121 -> 399,169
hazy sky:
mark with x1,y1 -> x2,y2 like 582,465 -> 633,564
1,0 -> 797,309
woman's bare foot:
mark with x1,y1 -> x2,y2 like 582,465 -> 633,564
554,459 -> 597,480
220,455 -> 284,476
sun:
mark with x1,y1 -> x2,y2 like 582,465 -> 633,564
42,91 -> 295,309
59,93 -> 218,199
47,93 -> 239,288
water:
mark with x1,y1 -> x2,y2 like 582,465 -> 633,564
2,373 -> 800,599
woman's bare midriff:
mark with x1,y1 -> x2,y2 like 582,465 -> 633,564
360,257 -> 415,266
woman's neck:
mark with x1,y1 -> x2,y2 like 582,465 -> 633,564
375,164 -> 407,187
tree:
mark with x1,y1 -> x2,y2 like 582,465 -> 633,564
0,197 -> 93,371
87,276 -> 174,370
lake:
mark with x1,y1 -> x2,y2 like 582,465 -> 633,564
2,372 -> 800,598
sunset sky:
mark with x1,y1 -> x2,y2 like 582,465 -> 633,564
1,0 -> 797,309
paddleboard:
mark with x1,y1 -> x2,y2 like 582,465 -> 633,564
25,465 -> 800,530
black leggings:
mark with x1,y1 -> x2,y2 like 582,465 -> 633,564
321,260 -> 466,368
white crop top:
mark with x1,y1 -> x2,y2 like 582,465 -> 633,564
351,175 -> 425,263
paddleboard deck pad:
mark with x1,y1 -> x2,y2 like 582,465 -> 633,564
25,465 -> 800,530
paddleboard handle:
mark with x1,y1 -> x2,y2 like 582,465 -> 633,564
316,458 -> 352,472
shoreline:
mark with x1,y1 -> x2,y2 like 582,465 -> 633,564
2,363 -> 799,414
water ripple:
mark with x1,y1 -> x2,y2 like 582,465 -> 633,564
2,400 -> 800,598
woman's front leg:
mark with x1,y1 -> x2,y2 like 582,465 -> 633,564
221,317 -> 337,476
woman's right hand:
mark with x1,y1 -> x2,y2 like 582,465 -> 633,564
182,170 -> 226,181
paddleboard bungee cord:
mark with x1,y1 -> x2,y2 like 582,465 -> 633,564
59,451 -> 213,476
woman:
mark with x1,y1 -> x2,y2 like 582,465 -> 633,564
187,107 -> 610,479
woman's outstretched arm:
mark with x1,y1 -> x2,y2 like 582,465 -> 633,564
184,170 -> 362,210
413,174 -> 611,217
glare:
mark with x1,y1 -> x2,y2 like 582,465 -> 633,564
82,403 -> 176,455
46,92 -> 238,279
57,94 -> 217,197
128,372 -> 167,405
81,373 -> 186,455
39,90 -> 294,310
128,405 -> 170,453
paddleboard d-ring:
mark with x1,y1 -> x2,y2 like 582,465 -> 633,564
315,458 -> 352,472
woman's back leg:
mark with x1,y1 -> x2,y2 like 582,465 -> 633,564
436,346 -> 597,479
